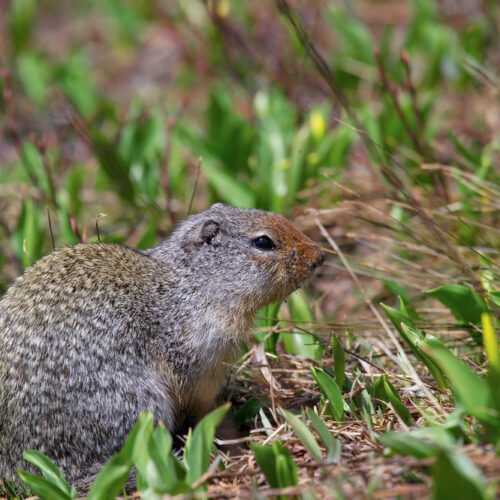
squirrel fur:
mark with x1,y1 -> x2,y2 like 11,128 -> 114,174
0,203 -> 324,491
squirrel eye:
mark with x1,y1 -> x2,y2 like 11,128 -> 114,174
252,235 -> 276,251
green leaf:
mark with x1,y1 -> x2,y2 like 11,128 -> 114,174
374,373 -> 413,426
400,323 -> 448,389
273,442 -> 298,489
234,397 -> 263,428
306,409 -> 342,461
432,449 -> 487,500
12,197 -> 45,269
201,161 -> 255,209
481,312 -> 500,371
122,410 -> 155,467
88,410 -> 154,499
21,141 -> 55,201
17,470 -> 74,500
280,408 -> 323,462
138,424 -> 187,495
87,127 -> 136,204
252,443 -> 279,488
422,336 -> 492,422
184,403 -> 230,484
282,291 -> 323,360
311,367 -> 344,421
55,51 -> 100,119
86,454 -> 132,500
8,0 -> 36,51
22,451 -> 75,497
332,334 -> 345,390
426,285 -> 487,325
382,302 -> 447,389
380,432 -> 437,460
17,52 -> 50,106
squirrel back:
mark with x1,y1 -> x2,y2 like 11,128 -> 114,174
0,204 -> 324,492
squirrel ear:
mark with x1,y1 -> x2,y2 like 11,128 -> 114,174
197,220 -> 220,245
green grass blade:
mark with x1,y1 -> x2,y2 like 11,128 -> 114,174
22,451 -> 74,496
426,284 -> 487,326
184,403 -> 230,484
311,367 -> 344,421
17,470 -> 74,500
432,449 -> 487,500
306,409 -> 342,461
251,443 -> 278,488
422,336 -> 491,421
280,408 -> 323,462
86,454 -> 132,500
332,334 -> 345,390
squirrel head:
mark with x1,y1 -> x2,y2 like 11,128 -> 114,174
153,204 -> 324,311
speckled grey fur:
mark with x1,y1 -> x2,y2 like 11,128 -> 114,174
0,204 -> 323,492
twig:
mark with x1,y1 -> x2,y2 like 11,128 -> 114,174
95,213 -> 107,242
187,157 -> 202,215
46,207 -> 55,250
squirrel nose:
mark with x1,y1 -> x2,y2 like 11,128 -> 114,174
310,248 -> 325,270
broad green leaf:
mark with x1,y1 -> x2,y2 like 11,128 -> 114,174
88,410 -> 154,499
327,4 -> 374,65
251,443 -> 279,488
332,334 -> 345,390
136,215 -> 160,250
254,302 -> 281,353
306,409 -> 342,461
8,0 -> 36,51
22,451 -> 75,497
422,336 -> 492,422
490,291 -> 500,309
481,312 -> 499,370
12,197 -> 45,269
17,52 -> 50,106
139,424 -> 187,495
380,432 -> 437,459
374,373 -> 413,426
381,426 -> 456,460
122,411 -> 155,468
280,408 -> 323,462
283,291 -> 322,360
87,127 -> 136,203
311,368 -> 344,421
382,303 -> 447,389
56,51 -> 100,119
234,397 -> 262,428
86,454 -> 132,500
201,161 -> 255,208
17,470 -> 74,500
432,449 -> 487,500
427,285 -> 487,325
252,441 -> 299,497
400,323 -> 448,389
21,141 -> 55,201
273,442 -> 298,489
184,403 -> 230,484
287,124 -> 311,206
275,454 -> 298,492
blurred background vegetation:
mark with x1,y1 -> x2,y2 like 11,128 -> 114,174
1,0 -> 500,498
1,0 -> 498,282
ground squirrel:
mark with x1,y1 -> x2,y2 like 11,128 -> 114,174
0,203 -> 324,491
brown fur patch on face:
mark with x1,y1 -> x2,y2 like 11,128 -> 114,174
249,213 -> 324,298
